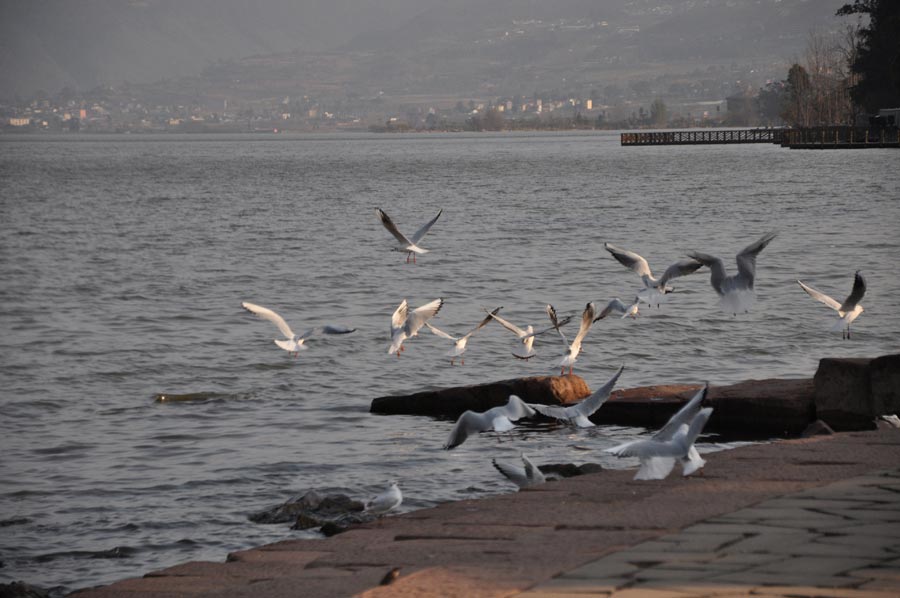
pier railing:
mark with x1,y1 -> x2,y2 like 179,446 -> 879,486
621,129 -> 783,146
781,126 -> 900,149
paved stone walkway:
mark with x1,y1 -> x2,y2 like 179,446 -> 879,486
517,469 -> 900,598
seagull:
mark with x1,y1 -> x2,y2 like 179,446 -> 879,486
797,271 -> 866,339
425,307 -> 501,365
487,310 -> 572,360
547,302 -> 596,376
687,232 -> 777,315
376,208 -> 442,264
594,297 -> 641,320
240,302 -> 355,357
364,482 -> 402,516
389,298 -> 444,357
492,453 -> 546,489
444,395 -> 536,450
530,364 -> 625,427
604,242 -> 703,307
605,406 -> 713,480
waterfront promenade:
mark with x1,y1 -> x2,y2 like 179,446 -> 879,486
71,425 -> 900,598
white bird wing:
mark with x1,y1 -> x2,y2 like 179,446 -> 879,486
570,302 -> 596,352
492,458 -> 528,488
735,231 -> 777,289
686,251 -> 727,295
658,258 -> 704,287
681,446 -> 707,477
425,322 -> 457,342
376,208 -> 414,246
391,300 -> 409,335
546,304 -> 570,347
521,454 -> 545,484
524,316 -> 573,339
461,307 -> 501,340
502,395 -> 537,421
404,298 -> 444,336
410,209 -> 443,244
797,280 -> 841,312
839,271 -> 866,313
596,298 -> 628,320
444,410 -> 489,449
635,457 -> 678,480
654,383 -> 708,442
604,242 -> 652,278
242,302 -> 294,338
488,311 -> 528,338
532,365 -> 624,425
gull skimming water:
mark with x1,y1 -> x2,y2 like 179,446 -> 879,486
492,453 -> 546,489
388,298 -> 444,357
444,395 -> 536,450
425,307 -> 501,365
241,302 -> 356,357
487,310 -> 572,360
530,364 -> 625,427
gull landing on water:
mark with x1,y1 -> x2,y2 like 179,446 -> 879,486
797,271 -> 866,339
604,242 -> 702,307
425,307 -> 501,365
240,302 -> 355,357
547,302 -> 596,376
388,298 -> 444,357
487,310 -> 572,360
376,207 -> 442,264
687,232 -> 777,315
530,364 -> 625,427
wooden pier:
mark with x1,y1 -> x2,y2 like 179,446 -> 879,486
621,128 -> 783,146
780,126 -> 900,149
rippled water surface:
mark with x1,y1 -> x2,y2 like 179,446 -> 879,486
1,132 -> 898,592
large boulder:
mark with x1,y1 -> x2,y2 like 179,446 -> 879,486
814,357 -> 876,431
871,354 -> 900,415
370,375 -> 591,417
249,490 -> 366,533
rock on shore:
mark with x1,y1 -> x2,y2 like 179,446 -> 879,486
370,375 -> 591,417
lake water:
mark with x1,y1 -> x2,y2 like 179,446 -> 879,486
1,132 -> 898,593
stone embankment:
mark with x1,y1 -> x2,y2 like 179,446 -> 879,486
372,354 -> 899,437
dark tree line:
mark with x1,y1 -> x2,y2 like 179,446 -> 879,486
837,0 -> 900,113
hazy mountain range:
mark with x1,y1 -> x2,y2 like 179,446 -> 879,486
2,0 -> 850,101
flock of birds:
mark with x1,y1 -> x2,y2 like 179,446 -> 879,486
241,208 -> 870,517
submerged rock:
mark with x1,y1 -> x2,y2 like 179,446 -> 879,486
250,490 -> 367,534
539,463 -> 603,478
0,582 -> 50,598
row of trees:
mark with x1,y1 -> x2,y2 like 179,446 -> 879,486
773,0 -> 898,127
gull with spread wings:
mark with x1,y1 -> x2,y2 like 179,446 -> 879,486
547,302 -> 596,376
426,307 -> 501,365
487,310 -> 572,360
530,364 -> 624,427
797,271 -> 866,339
388,298 -> 444,357
444,395 -> 536,450
604,242 -> 702,307
241,302 -> 355,357
376,208 -> 442,264
687,232 -> 777,315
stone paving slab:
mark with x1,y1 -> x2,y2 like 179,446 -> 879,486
518,467 -> 900,598
71,428 -> 900,598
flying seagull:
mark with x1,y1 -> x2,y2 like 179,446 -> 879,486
444,395 -> 536,450
364,482 -> 402,516
376,207 -> 442,263
426,307 -> 501,365
594,297 -> 641,321
604,242 -> 702,307
797,270 -> 866,339
530,364 -> 625,427
606,406 -> 713,480
687,232 -> 777,315
605,384 -> 711,479
492,453 -> 546,489
487,310 -> 572,360
547,302 -> 596,376
388,298 -> 444,357
241,302 -> 355,357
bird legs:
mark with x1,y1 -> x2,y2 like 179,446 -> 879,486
405,251 -> 417,264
